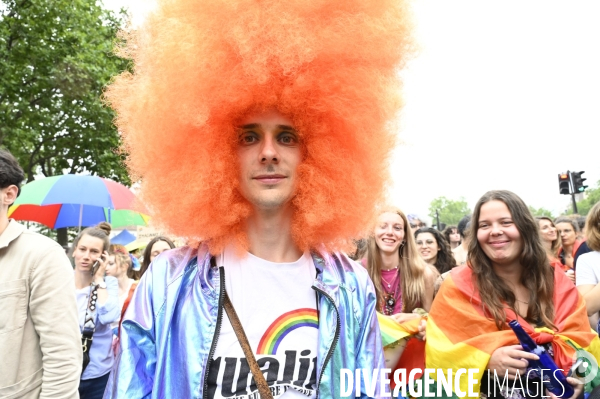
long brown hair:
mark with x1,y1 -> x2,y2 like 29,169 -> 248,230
468,190 -> 555,330
366,207 -> 428,313
138,236 -> 176,279
536,216 -> 561,256
414,227 -> 457,274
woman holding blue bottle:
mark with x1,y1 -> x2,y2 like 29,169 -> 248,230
426,190 -> 600,399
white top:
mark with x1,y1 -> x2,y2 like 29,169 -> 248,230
75,276 -> 120,380
575,251 -> 600,286
208,245 -> 318,399
110,278 -> 136,331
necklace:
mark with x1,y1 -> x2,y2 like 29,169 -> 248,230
381,270 -> 401,315
382,286 -> 403,316
381,271 -> 398,289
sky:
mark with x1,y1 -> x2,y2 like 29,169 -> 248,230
102,0 -> 600,223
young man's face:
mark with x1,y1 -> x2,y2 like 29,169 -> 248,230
236,109 -> 302,211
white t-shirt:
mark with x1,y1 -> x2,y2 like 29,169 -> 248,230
576,251 -> 600,286
206,246 -> 318,399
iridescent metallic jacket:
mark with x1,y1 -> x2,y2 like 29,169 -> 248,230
103,245 -> 384,399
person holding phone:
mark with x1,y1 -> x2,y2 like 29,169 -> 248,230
72,222 -> 120,399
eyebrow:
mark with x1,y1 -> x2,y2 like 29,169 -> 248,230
479,217 -> 511,223
238,123 -> 296,131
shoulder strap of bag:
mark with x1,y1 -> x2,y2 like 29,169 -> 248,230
82,284 -> 98,351
223,291 -> 274,399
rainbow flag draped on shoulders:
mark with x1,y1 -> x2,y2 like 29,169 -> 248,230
426,265 -> 600,398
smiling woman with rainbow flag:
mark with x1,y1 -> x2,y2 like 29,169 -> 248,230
426,190 -> 600,399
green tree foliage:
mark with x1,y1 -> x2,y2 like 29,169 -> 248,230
528,205 -> 554,219
428,196 -> 471,226
0,0 -> 130,183
31,222 -> 78,245
572,180 -> 600,216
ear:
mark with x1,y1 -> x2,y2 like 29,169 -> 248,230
2,185 -> 19,207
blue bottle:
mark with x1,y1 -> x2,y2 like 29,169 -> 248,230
508,320 -> 574,398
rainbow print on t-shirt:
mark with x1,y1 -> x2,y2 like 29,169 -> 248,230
257,308 -> 319,355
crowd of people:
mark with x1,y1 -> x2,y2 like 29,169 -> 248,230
2,0 -> 600,398
3,144 -> 600,399
358,196 -> 600,398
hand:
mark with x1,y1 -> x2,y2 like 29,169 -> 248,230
93,251 -> 109,282
390,312 -> 421,325
487,345 -> 539,380
415,319 -> 427,341
565,270 -> 575,283
548,377 -> 583,399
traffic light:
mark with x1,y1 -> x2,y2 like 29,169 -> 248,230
558,172 -> 570,195
572,171 -> 588,193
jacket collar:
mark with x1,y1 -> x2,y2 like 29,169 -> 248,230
311,251 -> 341,308
0,219 -> 25,250
194,244 -> 342,307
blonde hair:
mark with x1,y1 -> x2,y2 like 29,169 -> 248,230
366,207 -> 428,313
110,244 -> 134,278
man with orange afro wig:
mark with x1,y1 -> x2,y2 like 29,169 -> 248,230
103,0 -> 413,398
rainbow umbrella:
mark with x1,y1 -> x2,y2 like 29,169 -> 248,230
8,205 -> 150,229
10,175 -> 147,229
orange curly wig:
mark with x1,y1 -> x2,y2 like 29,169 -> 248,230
106,0 -> 413,254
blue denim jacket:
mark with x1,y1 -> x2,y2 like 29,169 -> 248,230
103,245 -> 384,398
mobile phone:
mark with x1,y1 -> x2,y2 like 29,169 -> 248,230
91,260 -> 100,276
